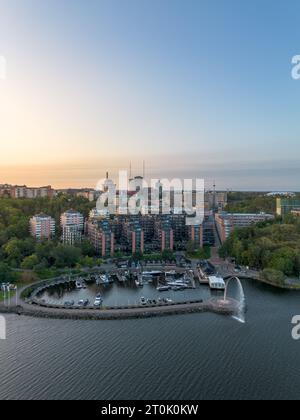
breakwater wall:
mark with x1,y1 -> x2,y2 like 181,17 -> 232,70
0,300 -> 213,321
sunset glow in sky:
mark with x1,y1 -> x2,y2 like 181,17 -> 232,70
1,0 -> 300,190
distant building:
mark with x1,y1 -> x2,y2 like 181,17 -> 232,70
89,207 -> 110,220
86,219 -> 115,257
0,184 -> 55,199
215,212 -> 275,243
266,192 -> 296,197
0,184 -> 12,198
205,191 -> 228,211
60,210 -> 84,245
276,198 -> 300,216
76,190 -> 97,202
11,185 -> 54,199
30,214 -> 55,241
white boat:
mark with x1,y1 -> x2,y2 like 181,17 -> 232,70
135,279 -> 143,288
75,280 -> 83,289
140,297 -> 147,305
167,281 -> 187,288
166,270 -> 176,276
157,285 -> 171,292
96,275 -> 110,285
94,296 -> 103,307
208,276 -> 226,290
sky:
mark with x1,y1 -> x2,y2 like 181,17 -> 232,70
0,0 -> 300,190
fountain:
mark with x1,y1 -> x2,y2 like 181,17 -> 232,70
209,277 -> 246,322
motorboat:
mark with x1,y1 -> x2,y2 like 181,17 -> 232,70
140,297 -> 147,305
96,275 -> 110,285
75,280 -> 86,289
157,285 -> 171,292
135,277 -> 144,288
94,296 -> 103,307
167,281 -> 188,288
64,300 -> 75,307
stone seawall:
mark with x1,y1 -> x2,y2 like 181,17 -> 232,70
0,301 -> 212,321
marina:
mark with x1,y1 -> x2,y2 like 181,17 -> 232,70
0,263 -> 244,322
1,280 -> 300,400
27,265 -> 214,310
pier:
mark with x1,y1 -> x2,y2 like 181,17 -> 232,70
0,296 -> 238,321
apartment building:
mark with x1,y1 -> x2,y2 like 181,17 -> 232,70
276,198 -> 300,216
187,224 -> 203,248
60,210 -> 84,245
11,185 -> 55,199
215,212 -> 275,243
122,219 -> 145,254
29,214 -> 56,241
155,217 -> 174,252
0,184 -> 55,199
86,219 -> 115,257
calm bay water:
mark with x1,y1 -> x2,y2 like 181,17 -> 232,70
1,280 -> 300,400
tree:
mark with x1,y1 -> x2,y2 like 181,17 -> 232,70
0,263 -> 18,283
78,256 -> 95,268
52,245 -> 82,268
260,269 -> 286,286
2,238 -> 34,267
162,249 -> 175,261
79,239 -> 96,257
21,254 -> 39,270
35,241 -> 56,266
186,241 -> 196,256
220,215 -> 300,277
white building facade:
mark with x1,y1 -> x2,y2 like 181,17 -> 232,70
60,210 -> 84,245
